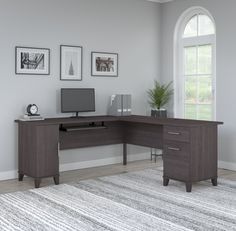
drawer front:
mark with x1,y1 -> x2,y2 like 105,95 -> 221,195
164,126 -> 190,142
164,158 -> 190,181
163,141 -> 190,160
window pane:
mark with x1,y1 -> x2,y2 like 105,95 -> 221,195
198,105 -> 212,120
198,15 -> 215,36
198,45 -> 212,74
183,15 -> 197,38
185,104 -> 197,119
180,13 -> 215,121
184,46 -> 197,75
198,77 -> 212,103
185,76 -> 197,103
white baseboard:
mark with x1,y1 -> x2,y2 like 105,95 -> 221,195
0,152 -> 150,181
218,161 -> 236,171
0,170 -> 18,181
60,152 -> 150,172
1,156 -> 235,181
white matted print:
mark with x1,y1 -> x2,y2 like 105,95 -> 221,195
15,47 -> 50,75
60,45 -> 83,81
60,45 -> 82,81
91,52 -> 118,77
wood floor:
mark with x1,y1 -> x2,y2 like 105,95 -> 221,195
0,159 -> 236,194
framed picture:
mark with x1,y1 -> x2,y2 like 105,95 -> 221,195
15,46 -> 50,75
91,52 -> 118,77
60,45 -> 83,81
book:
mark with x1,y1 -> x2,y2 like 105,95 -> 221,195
19,114 -> 44,121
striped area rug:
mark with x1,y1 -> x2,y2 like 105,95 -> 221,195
0,168 -> 236,231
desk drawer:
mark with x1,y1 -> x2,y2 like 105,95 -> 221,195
164,126 -> 190,142
164,158 -> 190,181
163,141 -> 190,160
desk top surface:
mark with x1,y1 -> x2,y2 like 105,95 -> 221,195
15,115 -> 223,127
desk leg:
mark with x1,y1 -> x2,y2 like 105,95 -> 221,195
211,177 -> 217,186
34,179 -> 41,188
54,175 -> 60,185
123,143 -> 127,165
163,177 -> 169,186
18,173 -> 24,181
186,182 -> 192,192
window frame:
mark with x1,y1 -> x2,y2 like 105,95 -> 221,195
174,7 -> 216,120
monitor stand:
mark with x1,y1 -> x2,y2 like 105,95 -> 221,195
70,112 -> 85,118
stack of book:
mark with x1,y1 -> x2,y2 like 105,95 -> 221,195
19,114 -> 44,121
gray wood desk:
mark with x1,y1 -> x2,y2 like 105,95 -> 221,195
15,115 -> 223,192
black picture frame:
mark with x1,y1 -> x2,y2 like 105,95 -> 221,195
91,52 -> 118,77
60,45 -> 83,81
15,46 -> 50,75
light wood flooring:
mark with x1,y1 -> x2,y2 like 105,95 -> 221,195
0,159 -> 235,195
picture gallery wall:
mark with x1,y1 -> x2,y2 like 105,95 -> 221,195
15,46 -> 118,80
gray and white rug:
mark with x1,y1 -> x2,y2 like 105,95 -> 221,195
0,168 -> 235,231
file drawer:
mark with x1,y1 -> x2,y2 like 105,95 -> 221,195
163,141 -> 190,160
164,158 -> 190,181
164,126 -> 190,142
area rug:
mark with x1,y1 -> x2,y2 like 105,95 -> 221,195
0,168 -> 235,231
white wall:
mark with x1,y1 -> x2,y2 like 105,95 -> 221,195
0,0 -> 161,179
160,0 -> 236,170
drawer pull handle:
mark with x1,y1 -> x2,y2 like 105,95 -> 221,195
167,131 -> 181,135
167,147 -> 180,151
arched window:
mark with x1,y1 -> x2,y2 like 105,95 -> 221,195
174,7 -> 216,120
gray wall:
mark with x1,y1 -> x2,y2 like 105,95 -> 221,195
160,0 -> 236,168
0,0 -> 161,178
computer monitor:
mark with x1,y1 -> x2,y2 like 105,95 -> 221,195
61,88 -> 95,117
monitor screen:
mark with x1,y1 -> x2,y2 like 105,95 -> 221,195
61,88 -> 95,113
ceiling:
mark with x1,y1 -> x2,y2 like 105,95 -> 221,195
147,0 -> 174,3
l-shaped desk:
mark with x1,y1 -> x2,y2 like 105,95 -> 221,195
15,115 -> 223,192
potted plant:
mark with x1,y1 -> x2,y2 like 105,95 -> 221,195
147,81 -> 173,118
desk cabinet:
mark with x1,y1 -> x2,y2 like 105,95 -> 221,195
163,125 -> 218,192
18,123 -> 59,188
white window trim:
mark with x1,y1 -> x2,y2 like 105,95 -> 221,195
174,6 -> 216,119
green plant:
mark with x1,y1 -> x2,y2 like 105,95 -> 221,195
147,81 -> 173,110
